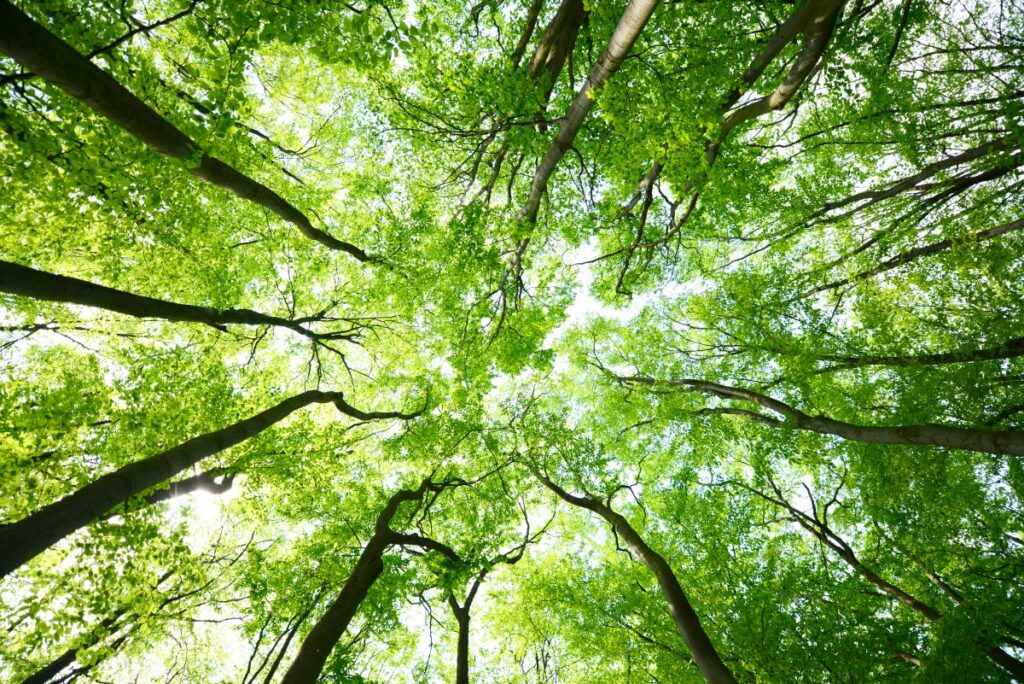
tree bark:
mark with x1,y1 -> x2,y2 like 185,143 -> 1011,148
101,470 -> 235,519
451,603 -> 471,684
620,375 -> 1024,457
537,473 -> 737,684
0,1 -> 370,260
528,0 -> 587,86
714,0 -> 843,152
521,0 -> 661,223
0,260 -> 353,343
280,481 -> 438,683
0,391 -> 413,578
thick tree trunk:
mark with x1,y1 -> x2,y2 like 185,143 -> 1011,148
279,539 -> 388,683
101,470 -> 235,519
0,1 -> 370,260
0,260 -> 343,342
537,474 -> 737,684
521,0 -> 661,223
621,375 -> 1024,457
280,482 -> 436,683
0,391 -> 340,578
528,0 -> 586,86
454,607 -> 471,684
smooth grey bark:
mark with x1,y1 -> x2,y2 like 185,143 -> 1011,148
620,375 -> 1024,457
0,1 -> 371,260
0,391 -> 416,578
711,0 -> 843,162
536,472 -> 738,684
528,0 -> 587,86
520,0 -> 661,223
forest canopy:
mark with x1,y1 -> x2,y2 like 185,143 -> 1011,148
1,0 -> 1023,681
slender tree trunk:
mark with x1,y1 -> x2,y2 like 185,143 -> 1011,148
621,375 -> 1024,457
537,473 -> 738,684
0,391 -> 338,578
280,481 -> 436,683
0,1 -> 370,260
521,0 -> 661,223
0,260 -> 340,342
713,0 -> 842,155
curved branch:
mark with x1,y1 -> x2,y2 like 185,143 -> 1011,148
0,1 -> 372,260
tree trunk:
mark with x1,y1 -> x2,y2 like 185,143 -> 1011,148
0,1 -> 370,260
528,0 -> 586,86
101,470 -> 235,519
0,391 -> 339,578
521,0 -> 661,223
454,607 -> 471,684
806,217 -> 1024,296
0,260 -> 341,343
759,481 -> 1024,681
796,413 -> 1024,457
816,334 -> 1024,369
280,481 -> 436,683
537,473 -> 738,684
714,0 -> 842,148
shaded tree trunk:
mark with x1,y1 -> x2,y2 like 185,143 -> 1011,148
280,480 -> 443,683
521,0 -> 661,223
0,260 -> 356,343
0,1 -> 370,260
528,0 -> 587,87
101,470 -> 235,519
536,472 -> 738,684
451,603 -> 471,684
0,391 -> 413,578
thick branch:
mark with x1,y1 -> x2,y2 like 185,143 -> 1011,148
618,374 -> 1024,457
0,260 -> 361,344
520,0 -> 660,223
0,1 -> 371,260
0,391 -> 414,578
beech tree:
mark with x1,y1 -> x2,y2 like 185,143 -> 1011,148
2,0 -> 1023,682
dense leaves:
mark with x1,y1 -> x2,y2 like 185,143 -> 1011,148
1,0 -> 1023,681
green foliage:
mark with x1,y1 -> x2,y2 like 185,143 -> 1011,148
2,0 -> 1023,681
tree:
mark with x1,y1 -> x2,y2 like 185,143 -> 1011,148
2,0 -> 1023,681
